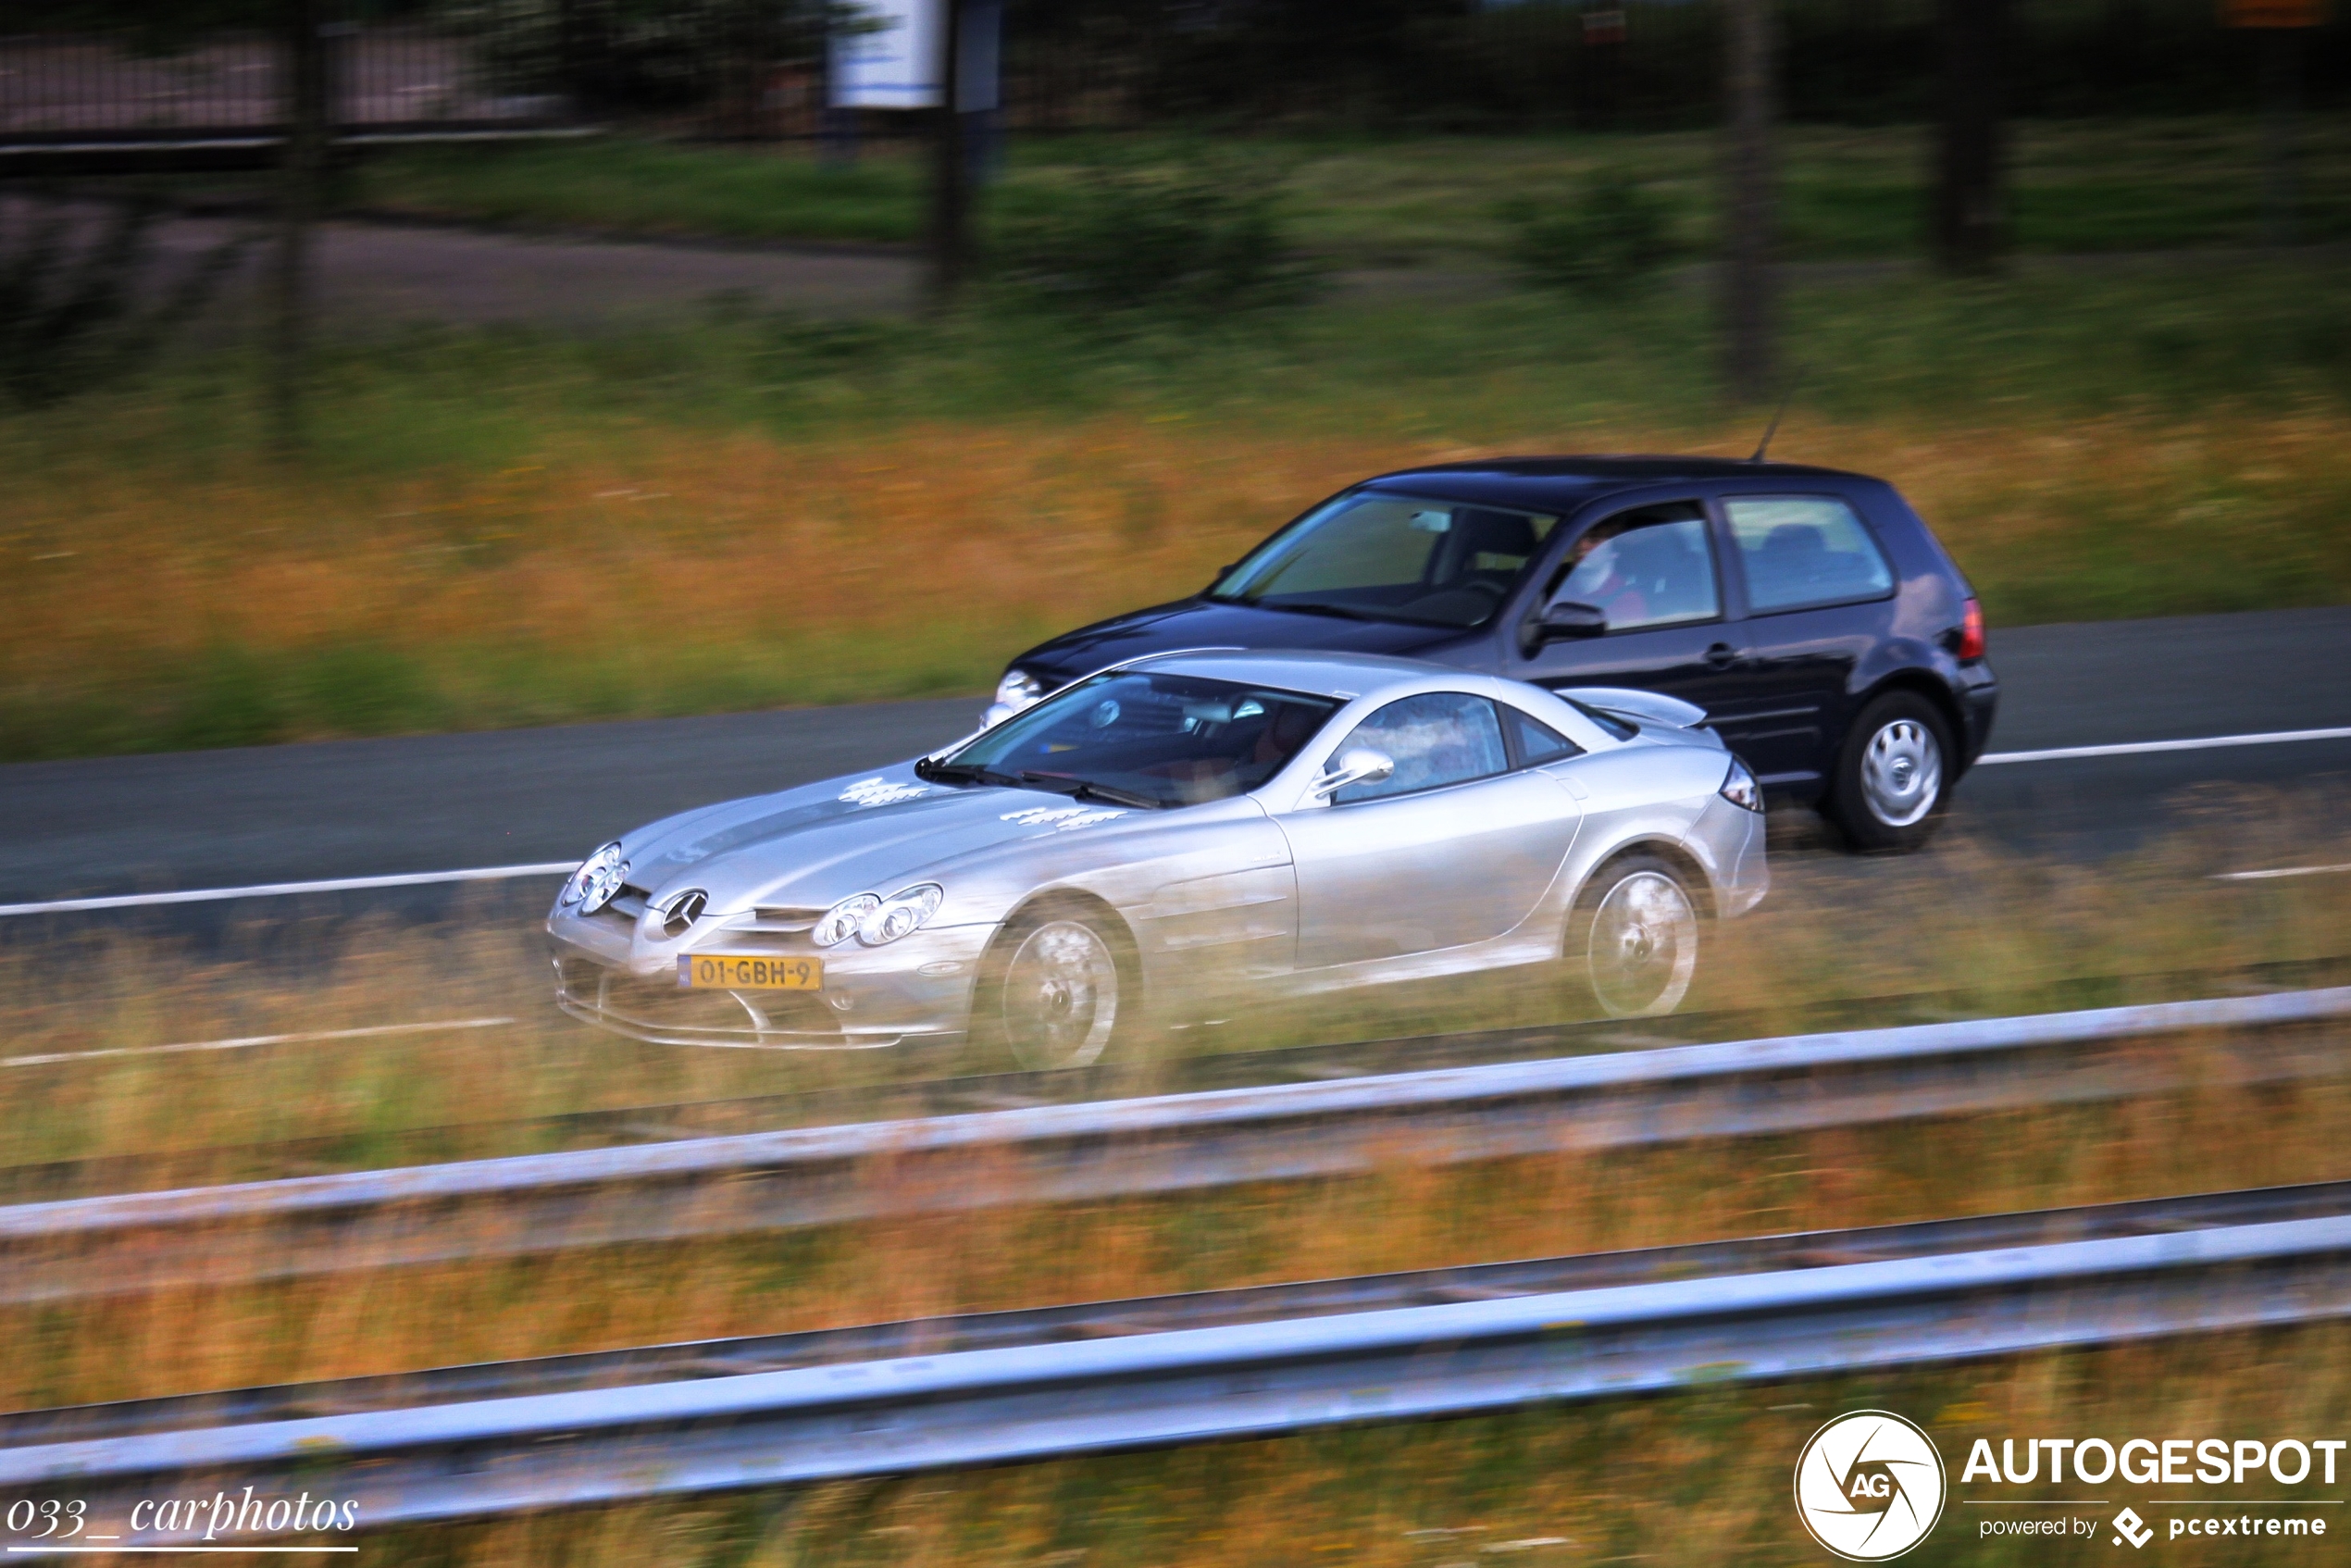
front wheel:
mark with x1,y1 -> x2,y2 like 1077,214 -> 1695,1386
1827,691 -> 1953,852
980,907 -> 1133,1071
1570,853 -> 1701,1018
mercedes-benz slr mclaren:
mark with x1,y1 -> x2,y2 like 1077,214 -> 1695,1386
546,651 -> 1768,1067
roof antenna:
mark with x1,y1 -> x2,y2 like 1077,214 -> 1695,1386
1748,394 -> 1790,464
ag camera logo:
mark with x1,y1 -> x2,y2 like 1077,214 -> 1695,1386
1795,1410 -> 1947,1561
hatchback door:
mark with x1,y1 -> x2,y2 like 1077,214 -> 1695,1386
1507,500 -> 1770,738
1715,492 -> 1901,790
1274,691 -> 1583,969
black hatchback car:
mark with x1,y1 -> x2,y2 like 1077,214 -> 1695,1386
988,457 -> 1996,851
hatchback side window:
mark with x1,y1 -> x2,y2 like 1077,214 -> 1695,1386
1723,496 -> 1895,613
1548,504 -> 1721,632
1328,692 -> 1508,804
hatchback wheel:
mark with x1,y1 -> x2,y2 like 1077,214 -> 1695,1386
985,908 -> 1131,1071
1571,853 -> 1700,1018
1829,692 -> 1953,852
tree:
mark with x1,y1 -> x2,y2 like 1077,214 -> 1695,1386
1933,0 -> 2008,273
1720,0 -> 1777,404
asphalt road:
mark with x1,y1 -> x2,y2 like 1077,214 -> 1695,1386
2,605 -> 2346,927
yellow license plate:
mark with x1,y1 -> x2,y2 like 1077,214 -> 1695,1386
678,954 -> 823,991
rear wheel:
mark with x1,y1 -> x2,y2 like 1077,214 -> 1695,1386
1570,853 -> 1700,1018
981,906 -> 1134,1071
1828,691 -> 1953,853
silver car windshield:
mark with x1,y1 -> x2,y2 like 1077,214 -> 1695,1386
927,672 -> 1340,809
1207,492 -> 1559,628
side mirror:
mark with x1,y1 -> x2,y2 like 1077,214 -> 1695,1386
1310,747 -> 1395,802
1530,599 -> 1607,647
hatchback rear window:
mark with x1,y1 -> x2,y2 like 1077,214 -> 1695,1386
1723,497 -> 1895,614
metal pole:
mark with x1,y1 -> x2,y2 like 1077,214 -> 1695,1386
1720,0 -> 1776,404
929,0 -> 968,306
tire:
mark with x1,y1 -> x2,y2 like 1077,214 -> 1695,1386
977,903 -> 1137,1071
1570,852 -> 1701,1019
1827,691 -> 1954,853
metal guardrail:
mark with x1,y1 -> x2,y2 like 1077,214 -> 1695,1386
6,1180 -> 2351,1549
3,987 -> 2347,1305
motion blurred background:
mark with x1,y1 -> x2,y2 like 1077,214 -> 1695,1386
3,2 -> 2350,1563
3,0 -> 2347,752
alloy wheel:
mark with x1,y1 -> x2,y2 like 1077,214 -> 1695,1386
1001,919 -> 1121,1070
1586,869 -> 1698,1018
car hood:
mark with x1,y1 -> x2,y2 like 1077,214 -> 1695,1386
616,765 -> 1151,919
1012,598 -> 1482,686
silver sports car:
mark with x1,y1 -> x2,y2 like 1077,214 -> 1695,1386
546,651 -> 1768,1066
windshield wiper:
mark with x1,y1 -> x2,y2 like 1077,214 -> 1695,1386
1072,780 -> 1167,811
1015,771 -> 1169,811
914,757 -> 1025,789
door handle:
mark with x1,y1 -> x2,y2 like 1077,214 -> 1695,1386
1704,642 -> 1739,669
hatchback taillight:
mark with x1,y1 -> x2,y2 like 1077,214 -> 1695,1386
1956,598 -> 1985,662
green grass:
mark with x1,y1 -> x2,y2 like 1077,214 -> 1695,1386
344,137 -> 928,245
316,116 -> 2351,264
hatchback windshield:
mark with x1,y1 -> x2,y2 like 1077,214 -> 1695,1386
1208,492 -> 1559,628
925,673 -> 1340,809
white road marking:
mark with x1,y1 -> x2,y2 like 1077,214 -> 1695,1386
1978,726 -> 2351,765
3,1017 -> 514,1069
2212,862 -> 2351,883
5,721 -> 2345,918
0,862 -> 576,917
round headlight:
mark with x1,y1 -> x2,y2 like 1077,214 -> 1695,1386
814,892 -> 882,949
994,668 -> 1045,713
859,883 -> 944,946
563,841 -> 628,914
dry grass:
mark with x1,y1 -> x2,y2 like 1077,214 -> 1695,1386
19,1062 -> 2351,1414
6,795 -> 2345,1177
1,808 -> 2346,1414
8,255 -> 2351,757
376,1324 -> 2351,1567
8,405 -> 2351,752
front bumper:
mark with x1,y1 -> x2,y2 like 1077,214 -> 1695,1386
547,918 -> 993,1050
1686,790 -> 1770,919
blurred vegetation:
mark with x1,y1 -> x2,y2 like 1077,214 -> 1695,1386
991,148 -> 1318,318
286,117 -> 2351,264
3,258 -> 2350,758
1497,171 -> 1682,296
0,193 -> 248,408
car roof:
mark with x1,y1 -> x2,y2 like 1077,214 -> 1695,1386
1354,454 -> 1872,516
1121,648 -> 1468,701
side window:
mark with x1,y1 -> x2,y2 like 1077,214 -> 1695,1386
1549,503 -> 1721,632
1504,706 -> 1583,765
1723,496 -> 1896,613
1329,692 -> 1508,804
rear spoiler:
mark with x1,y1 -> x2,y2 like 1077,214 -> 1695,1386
1557,686 -> 1710,731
